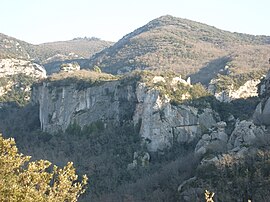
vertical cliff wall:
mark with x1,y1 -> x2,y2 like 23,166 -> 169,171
32,75 -> 217,152
253,71 -> 270,125
32,80 -> 137,133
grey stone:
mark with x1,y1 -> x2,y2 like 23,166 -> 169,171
208,78 -> 260,103
228,120 -> 265,150
32,79 -> 217,152
195,122 -> 228,156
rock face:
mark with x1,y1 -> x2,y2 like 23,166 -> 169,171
32,80 -> 137,133
197,119 -> 268,157
0,58 -> 46,100
178,71 -> 270,201
133,83 -> 216,151
195,121 -> 228,156
228,120 -> 266,151
195,119 -> 267,157
0,58 -> 46,78
208,79 -> 260,102
32,78 -> 217,151
253,71 -> 270,125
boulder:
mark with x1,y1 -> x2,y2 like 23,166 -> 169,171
195,122 -> 228,156
253,97 -> 270,126
228,120 -> 265,150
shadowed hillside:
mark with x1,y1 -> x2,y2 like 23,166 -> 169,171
189,56 -> 231,85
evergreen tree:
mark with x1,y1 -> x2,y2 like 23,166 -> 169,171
0,134 -> 87,202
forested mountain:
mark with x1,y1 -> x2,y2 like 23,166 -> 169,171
0,33 -> 113,66
0,33 -> 113,104
88,15 -> 270,83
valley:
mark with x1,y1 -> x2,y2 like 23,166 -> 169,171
1,15 -> 270,201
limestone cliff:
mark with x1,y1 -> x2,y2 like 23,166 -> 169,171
179,71 -> 270,201
0,58 -> 46,103
133,82 -> 216,151
32,73 -> 217,152
32,79 -> 137,133
208,78 -> 260,102
253,71 -> 270,125
0,58 -> 46,78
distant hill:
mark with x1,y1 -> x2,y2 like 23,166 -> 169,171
1,15 -> 270,83
35,37 -> 114,63
88,15 -> 270,83
0,34 -> 114,104
0,33 -> 113,74
0,33 -> 113,63
0,33 -> 33,59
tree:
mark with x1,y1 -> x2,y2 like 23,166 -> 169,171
0,134 -> 87,201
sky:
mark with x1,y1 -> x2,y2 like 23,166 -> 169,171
1,0 -> 269,44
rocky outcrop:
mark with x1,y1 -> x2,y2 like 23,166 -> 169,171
133,83 -> 216,151
195,119 -> 267,157
0,58 -> 46,100
133,80 -> 218,151
32,77 -> 217,151
195,121 -> 228,156
180,119 -> 268,201
0,58 -> 46,78
208,79 -> 260,102
228,120 -> 266,151
0,81 -> 13,97
32,80 -> 137,133
254,100 -> 270,125
253,71 -> 270,125
178,71 -> 270,201
44,53 -> 82,64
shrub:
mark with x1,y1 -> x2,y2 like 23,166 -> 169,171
0,134 -> 88,201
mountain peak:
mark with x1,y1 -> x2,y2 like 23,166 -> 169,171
88,15 -> 270,76
150,15 -> 181,24
72,37 -> 102,41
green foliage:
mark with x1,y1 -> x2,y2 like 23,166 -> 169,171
0,134 -> 87,202
88,15 -> 270,76
124,70 -> 211,105
0,74 -> 36,106
184,93 -> 259,121
82,121 -> 105,136
1,114 -> 200,201
215,71 -> 265,92
0,33 -> 113,62
194,150 -> 270,201
66,121 -> 105,137
165,83 -> 210,105
93,65 -> 102,73
66,122 -> 82,136
40,70 -> 117,90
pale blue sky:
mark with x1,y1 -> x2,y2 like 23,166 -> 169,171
1,0 -> 269,44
